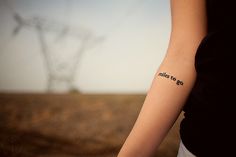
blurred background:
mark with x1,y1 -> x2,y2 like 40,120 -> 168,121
0,0 -> 183,156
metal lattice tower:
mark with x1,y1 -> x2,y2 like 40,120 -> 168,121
4,0 -> 104,93
3,0 -> 147,93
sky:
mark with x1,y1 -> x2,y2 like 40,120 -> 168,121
0,0 -> 171,94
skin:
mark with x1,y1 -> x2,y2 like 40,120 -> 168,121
117,0 -> 207,157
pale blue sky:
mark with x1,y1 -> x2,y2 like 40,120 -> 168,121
0,0 -> 171,93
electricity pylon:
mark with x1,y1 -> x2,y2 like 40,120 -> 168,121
12,12 -> 104,93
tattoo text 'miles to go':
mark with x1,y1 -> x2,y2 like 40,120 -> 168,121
157,72 -> 184,86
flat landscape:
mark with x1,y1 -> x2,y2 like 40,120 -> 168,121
0,93 -> 183,157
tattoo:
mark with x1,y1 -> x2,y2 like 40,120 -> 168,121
157,72 -> 184,86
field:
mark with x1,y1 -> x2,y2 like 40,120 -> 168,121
0,93 -> 183,157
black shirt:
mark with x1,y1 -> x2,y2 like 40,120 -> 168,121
180,0 -> 236,156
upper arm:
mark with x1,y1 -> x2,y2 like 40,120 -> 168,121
167,0 -> 207,58
117,2 -> 208,157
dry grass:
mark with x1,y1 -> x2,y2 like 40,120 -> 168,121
0,93 -> 183,157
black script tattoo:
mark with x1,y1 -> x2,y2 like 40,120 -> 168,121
157,72 -> 184,86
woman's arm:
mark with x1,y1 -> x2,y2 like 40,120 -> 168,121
117,0 -> 207,157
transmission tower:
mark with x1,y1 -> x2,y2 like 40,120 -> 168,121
4,0 -> 104,93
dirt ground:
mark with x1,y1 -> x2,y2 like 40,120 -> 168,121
0,93 -> 183,157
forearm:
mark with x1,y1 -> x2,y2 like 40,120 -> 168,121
117,0 -> 207,155
117,49 -> 197,157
